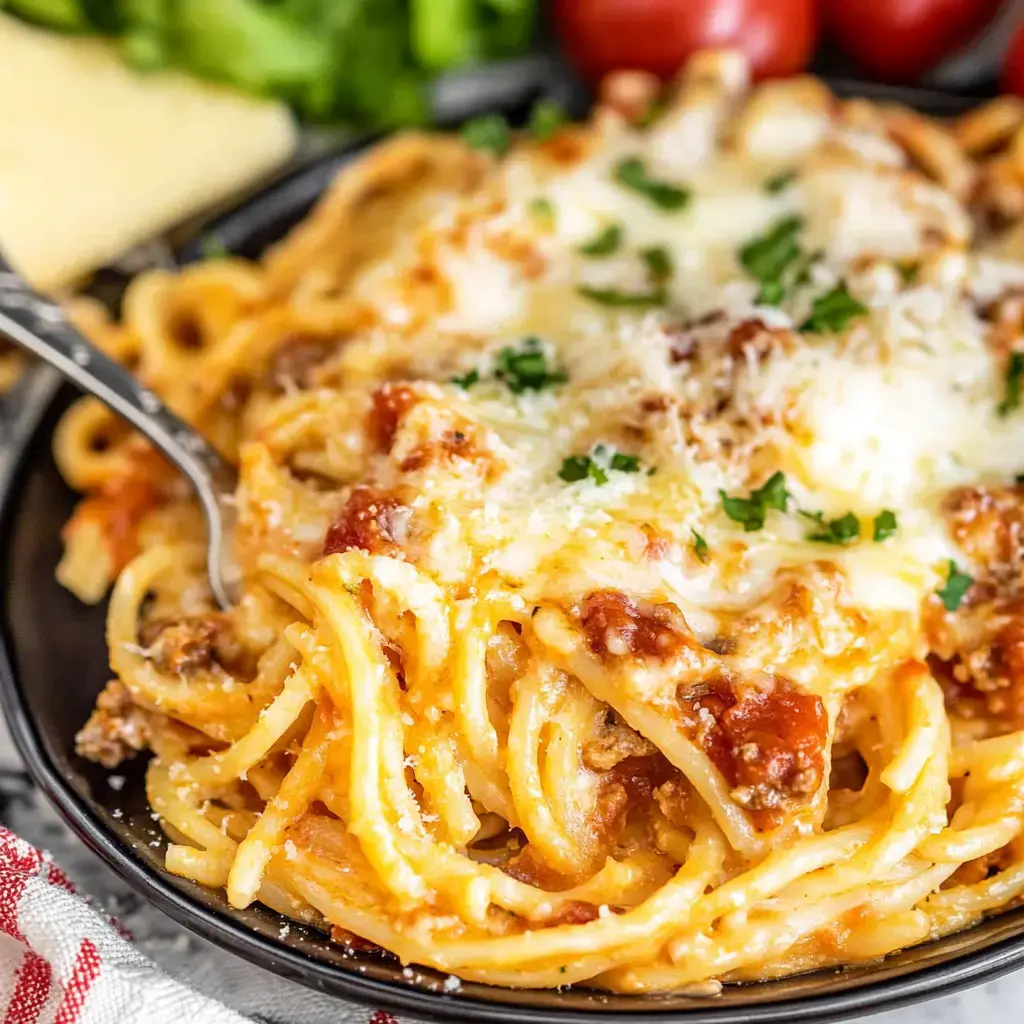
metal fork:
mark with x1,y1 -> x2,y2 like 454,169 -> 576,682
0,259 -> 238,608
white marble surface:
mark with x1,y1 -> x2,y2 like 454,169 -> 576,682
0,710 -> 1018,1024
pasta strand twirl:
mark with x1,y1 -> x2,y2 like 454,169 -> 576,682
65,47 -> 1024,994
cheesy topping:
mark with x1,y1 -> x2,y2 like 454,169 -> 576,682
287,78 -> 1024,668
62,52 -> 1024,994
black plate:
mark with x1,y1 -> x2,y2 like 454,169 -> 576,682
3,88 -> 1024,1023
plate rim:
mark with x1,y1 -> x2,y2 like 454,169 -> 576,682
5,408 -> 1024,1019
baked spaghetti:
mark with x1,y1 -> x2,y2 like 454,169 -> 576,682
64,51 -> 1024,991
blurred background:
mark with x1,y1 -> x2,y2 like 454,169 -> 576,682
7,0 -> 1024,298
6,0 -> 1024,126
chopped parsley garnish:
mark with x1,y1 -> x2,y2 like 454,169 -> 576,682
756,279 -> 786,306
199,234 -> 229,260
638,98 -> 666,128
800,509 -> 861,545
559,454 -> 607,485
897,261 -> 920,285
579,223 -> 623,256
640,245 -> 674,283
578,285 -> 667,308
495,338 -> 568,394
609,451 -> 641,472
461,114 -> 511,157
691,529 -> 710,563
719,471 -> 789,532
793,249 -> 824,288
873,509 -> 898,542
937,560 -> 973,612
559,445 -> 644,485
764,169 -> 797,194
738,217 -> 817,304
739,216 -> 804,295
528,197 -> 555,228
613,157 -> 691,211
998,351 -> 1024,417
529,100 -> 567,142
449,369 -> 479,389
799,280 -> 868,333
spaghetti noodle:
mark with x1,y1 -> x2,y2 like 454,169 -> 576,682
64,50 -> 1024,990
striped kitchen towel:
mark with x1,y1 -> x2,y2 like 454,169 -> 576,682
0,823 -> 411,1024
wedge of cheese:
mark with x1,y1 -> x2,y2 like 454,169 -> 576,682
0,14 -> 297,291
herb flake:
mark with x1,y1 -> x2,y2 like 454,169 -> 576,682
579,223 -> 623,257
528,197 -> 555,228
897,261 -> 920,285
799,281 -> 868,333
720,471 -> 789,532
613,157 -> 690,211
640,245 -> 674,283
692,529 -> 710,563
578,285 -> 666,308
873,510 -> 898,542
801,510 -> 861,545
638,99 -> 666,128
199,234 -> 229,260
610,452 -> 641,472
937,560 -> 973,612
529,100 -> 566,142
495,337 -> 567,394
559,454 -> 607,485
998,351 -> 1024,417
793,249 -> 824,288
739,216 -> 803,293
559,446 -> 644,485
462,114 -> 511,157
449,369 -> 479,389
756,279 -> 786,306
581,284 -> 667,307
764,169 -> 797,194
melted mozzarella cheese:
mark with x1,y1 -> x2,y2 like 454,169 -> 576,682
341,105 -> 1023,643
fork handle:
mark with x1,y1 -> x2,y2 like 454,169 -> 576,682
0,260 -> 237,608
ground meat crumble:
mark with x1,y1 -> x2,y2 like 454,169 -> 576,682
75,679 -> 152,768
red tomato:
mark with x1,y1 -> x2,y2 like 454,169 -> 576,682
551,0 -> 818,83
824,0 -> 1005,82
1004,17 -> 1024,95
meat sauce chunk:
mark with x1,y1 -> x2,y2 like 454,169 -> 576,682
369,383 -> 422,452
398,427 -> 486,474
541,901 -> 601,926
580,590 -> 692,660
943,485 -> 1024,588
140,613 -> 248,677
578,590 -> 824,827
582,711 -> 658,771
950,834 -> 1024,885
368,383 -> 492,477
931,485 -> 1024,730
501,848 -> 608,927
725,317 -> 781,362
928,599 -> 1024,730
323,486 -> 410,558
65,472 -> 166,573
503,845 -> 574,890
267,334 -> 339,391
676,680 -> 826,829
75,679 -> 152,768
